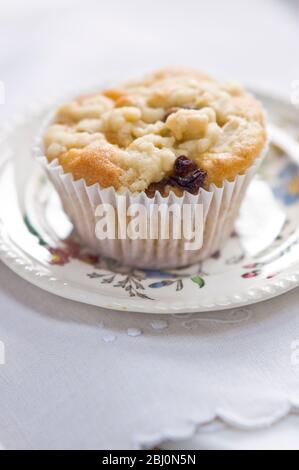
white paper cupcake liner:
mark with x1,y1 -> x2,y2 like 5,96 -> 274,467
33,103 -> 268,269
34,146 -> 267,269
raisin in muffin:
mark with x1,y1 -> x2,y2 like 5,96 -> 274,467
37,68 -> 268,268
44,68 -> 266,194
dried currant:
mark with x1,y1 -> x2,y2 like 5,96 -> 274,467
173,155 -> 198,177
169,170 -> 206,194
145,179 -> 169,198
169,155 -> 207,194
146,156 -> 207,197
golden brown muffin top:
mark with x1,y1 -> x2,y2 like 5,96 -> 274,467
44,68 -> 267,193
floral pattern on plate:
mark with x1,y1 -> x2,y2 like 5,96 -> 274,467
1,91 -> 299,312
22,141 -> 299,301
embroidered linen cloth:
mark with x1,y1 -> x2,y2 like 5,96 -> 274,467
0,262 -> 299,449
0,0 -> 299,450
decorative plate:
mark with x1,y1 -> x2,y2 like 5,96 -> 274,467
0,92 -> 299,314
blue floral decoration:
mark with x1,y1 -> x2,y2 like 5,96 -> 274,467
273,163 -> 299,206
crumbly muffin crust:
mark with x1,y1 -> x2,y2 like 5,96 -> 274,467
44,68 -> 267,193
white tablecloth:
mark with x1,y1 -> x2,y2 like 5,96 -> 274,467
0,0 -> 299,450
163,414 -> 299,450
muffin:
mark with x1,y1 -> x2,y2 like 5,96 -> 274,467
35,68 -> 268,268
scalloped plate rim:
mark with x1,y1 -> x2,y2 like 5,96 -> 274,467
1,252 -> 299,313
1,93 -> 299,314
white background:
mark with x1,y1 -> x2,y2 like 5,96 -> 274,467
0,0 -> 299,450
0,0 -> 299,115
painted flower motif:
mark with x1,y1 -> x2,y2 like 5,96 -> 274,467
48,238 -> 100,266
74,252 -> 100,265
273,163 -> 299,206
191,276 -> 205,288
63,239 -> 81,256
267,273 -> 278,279
149,280 -> 176,288
49,247 -> 70,266
88,271 -> 153,299
242,270 -> 261,279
